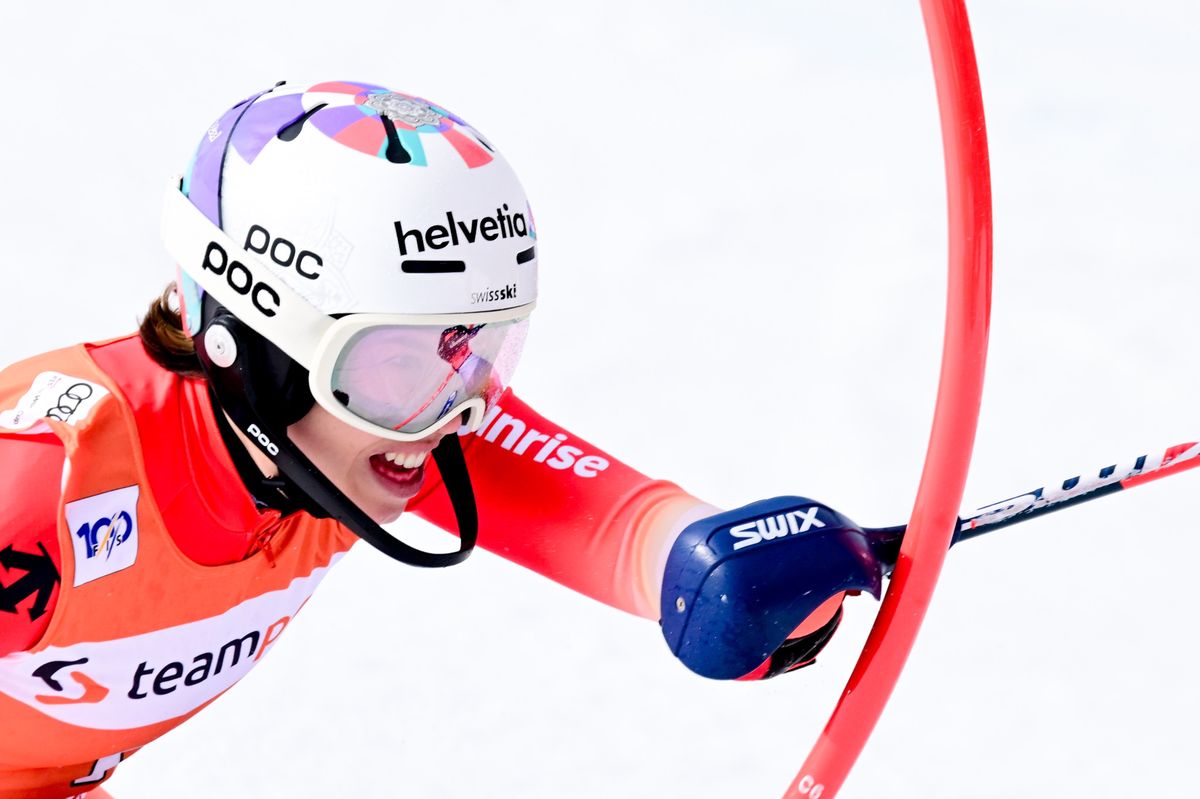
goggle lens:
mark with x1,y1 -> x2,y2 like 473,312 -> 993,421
329,317 -> 529,435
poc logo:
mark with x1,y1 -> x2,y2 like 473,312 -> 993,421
247,423 -> 280,456
244,224 -> 323,280
729,507 -> 825,551
74,511 -> 134,561
201,241 -> 282,318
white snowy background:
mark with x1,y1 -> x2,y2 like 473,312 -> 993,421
2,1 -> 1198,797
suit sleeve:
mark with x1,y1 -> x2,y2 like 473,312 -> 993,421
407,389 -> 717,619
0,431 -> 65,656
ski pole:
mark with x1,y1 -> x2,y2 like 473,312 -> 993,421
864,441 -> 1200,568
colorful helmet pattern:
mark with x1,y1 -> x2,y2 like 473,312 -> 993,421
178,79 -> 538,332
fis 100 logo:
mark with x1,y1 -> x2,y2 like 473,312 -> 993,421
64,485 -> 140,586
75,512 -> 134,561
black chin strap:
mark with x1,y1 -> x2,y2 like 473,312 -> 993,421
429,431 -> 479,547
199,310 -> 480,568
209,387 -> 305,516
260,423 -> 480,567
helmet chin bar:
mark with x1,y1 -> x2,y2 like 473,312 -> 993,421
198,303 -> 479,568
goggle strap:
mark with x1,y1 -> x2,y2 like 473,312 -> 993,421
161,178 -> 332,369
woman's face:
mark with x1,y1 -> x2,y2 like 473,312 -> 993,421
287,404 -> 457,524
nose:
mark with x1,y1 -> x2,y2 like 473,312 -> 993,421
432,423 -> 460,443
425,413 -> 468,445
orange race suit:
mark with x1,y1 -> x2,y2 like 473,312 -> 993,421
0,334 -> 841,798
0,334 -> 719,797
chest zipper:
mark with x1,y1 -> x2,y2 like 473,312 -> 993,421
248,509 -> 283,567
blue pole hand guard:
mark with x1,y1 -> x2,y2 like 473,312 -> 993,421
660,496 -> 885,680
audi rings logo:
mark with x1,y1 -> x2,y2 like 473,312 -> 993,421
75,511 -> 134,561
0,373 -> 108,432
46,383 -> 96,423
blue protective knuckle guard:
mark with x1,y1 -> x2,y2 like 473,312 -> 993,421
659,496 -> 883,680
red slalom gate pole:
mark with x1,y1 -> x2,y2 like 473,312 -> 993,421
781,2 -> 992,797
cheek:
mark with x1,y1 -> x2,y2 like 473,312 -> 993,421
288,406 -> 377,478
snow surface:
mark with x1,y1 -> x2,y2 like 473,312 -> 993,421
2,2 -> 1198,796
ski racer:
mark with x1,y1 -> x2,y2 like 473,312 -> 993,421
0,80 -> 848,798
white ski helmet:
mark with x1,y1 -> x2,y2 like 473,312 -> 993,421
160,80 -> 538,567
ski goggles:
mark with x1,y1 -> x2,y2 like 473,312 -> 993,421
161,180 -> 533,442
316,313 -> 528,439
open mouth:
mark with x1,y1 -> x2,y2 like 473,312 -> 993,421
368,451 -> 431,495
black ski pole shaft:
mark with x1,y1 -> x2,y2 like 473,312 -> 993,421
865,441 -> 1200,567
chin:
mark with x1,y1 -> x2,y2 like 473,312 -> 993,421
369,504 -> 407,525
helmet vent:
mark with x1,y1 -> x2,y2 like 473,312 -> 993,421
277,103 -> 328,142
401,260 -> 467,274
516,246 -> 536,265
379,115 -> 413,164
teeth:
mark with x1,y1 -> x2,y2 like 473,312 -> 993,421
382,451 -> 428,469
